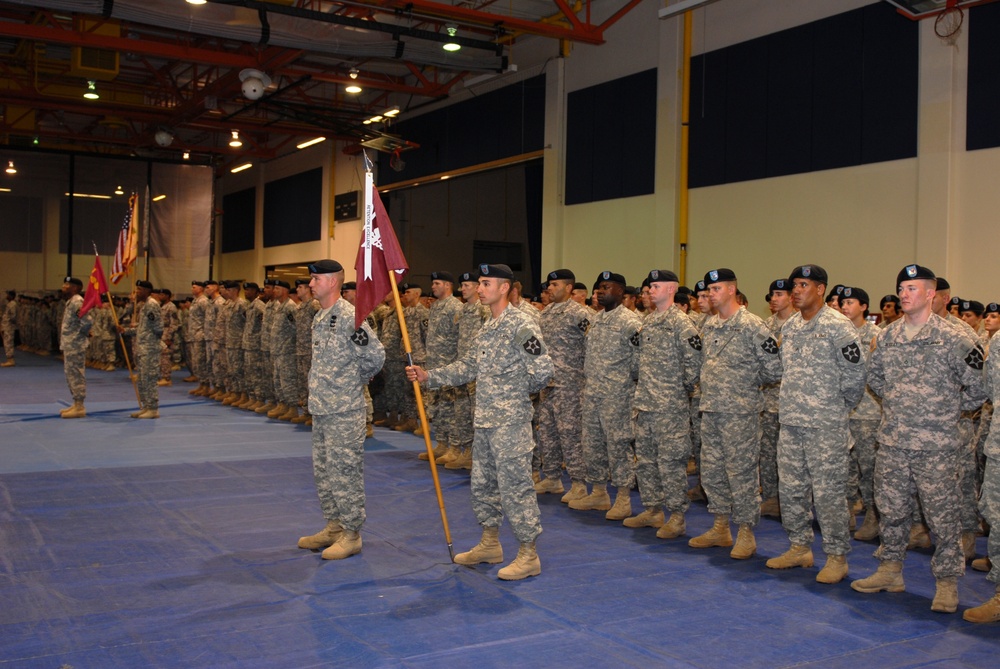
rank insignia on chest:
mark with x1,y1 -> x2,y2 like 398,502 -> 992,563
523,336 -> 542,355
351,328 -> 369,346
760,337 -> 779,355
841,342 -> 861,363
329,314 -> 337,330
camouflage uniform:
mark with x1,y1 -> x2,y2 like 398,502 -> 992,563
309,299 -> 384,532
3,298 -> 17,361
295,298 -> 319,408
211,294 -> 228,389
261,299 -> 279,404
869,314 -> 986,578
979,348 -> 1000,586
366,302 -> 393,416
453,300 -> 489,448
760,312 -> 791,502
582,304 -> 642,490
226,296 -> 248,395
401,302 -> 429,420
160,299 -> 180,380
699,308 -> 782,526
849,319 -> 883,513
243,297 -> 266,403
271,298 -> 298,406
425,293 -> 462,442
380,309 -> 404,419
777,306 -> 866,557
633,304 -> 703,512
125,296 -> 164,410
61,294 -> 91,403
188,294 -> 209,380
425,304 -> 553,542
537,299 -> 591,482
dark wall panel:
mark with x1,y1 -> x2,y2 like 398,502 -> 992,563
724,37 -> 769,183
262,168 -> 322,248
967,2 -> 1000,151
766,24 -> 814,178
811,10 -> 864,172
221,188 -> 256,253
689,50 -> 728,188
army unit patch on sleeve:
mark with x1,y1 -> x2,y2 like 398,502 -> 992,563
688,335 -> 702,351
965,344 -> 985,370
841,342 -> 861,363
351,328 -> 369,346
578,318 -> 590,333
147,312 -> 156,321
523,336 -> 542,355
760,337 -> 779,355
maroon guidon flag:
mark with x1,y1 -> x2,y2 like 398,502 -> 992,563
353,172 -> 408,329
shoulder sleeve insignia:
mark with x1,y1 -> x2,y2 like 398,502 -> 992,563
629,332 -> 641,347
688,334 -> 702,351
523,335 -> 542,355
147,312 -> 155,321
351,328 -> 369,346
760,336 -> 779,355
841,342 -> 861,364
965,344 -> 985,370
578,318 -> 590,333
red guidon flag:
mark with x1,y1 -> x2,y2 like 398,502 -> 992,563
354,172 -> 408,329
79,255 -> 110,318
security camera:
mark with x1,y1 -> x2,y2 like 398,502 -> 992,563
239,68 -> 272,101
154,129 -> 174,147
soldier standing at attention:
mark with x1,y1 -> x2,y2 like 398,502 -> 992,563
297,260 -> 384,560
764,265 -> 865,583
2,290 -> 17,367
59,277 -> 91,419
157,288 -> 179,387
407,264 -> 553,580
759,279 -> 796,519
422,271 -> 463,462
625,269 -> 703,539
851,264 -> 986,613
120,280 -> 164,419
188,281 -> 209,395
689,268 -> 782,560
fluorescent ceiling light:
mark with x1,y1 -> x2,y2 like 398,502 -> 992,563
296,137 -> 327,149
152,194 -> 167,201
231,163 -> 253,173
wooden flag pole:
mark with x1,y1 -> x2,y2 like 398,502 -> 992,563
387,268 -> 454,562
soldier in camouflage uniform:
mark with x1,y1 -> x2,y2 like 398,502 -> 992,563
269,280 -> 299,420
840,287 -> 884,542
239,283 -> 264,409
569,271 -> 642,520
293,279 -> 319,423
852,264 -> 987,614
408,263 -> 553,580
121,280 -> 164,418
764,266 -> 865,583
200,281 -> 220,395
760,279 -> 796,518
421,272 -> 464,463
59,278 -> 91,418
2,290 -> 16,366
392,284 -> 428,432
535,269 -> 591,501
625,269 -> 703,538
297,260 -> 385,560
188,281 -> 210,396
158,288 -> 180,386
256,280 -> 280,415
209,281 -> 229,399
690,268 -> 782,560
379,294 -> 405,426
223,282 -> 248,406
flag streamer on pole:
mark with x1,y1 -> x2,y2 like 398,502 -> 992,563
110,192 -> 140,284
353,157 -> 454,561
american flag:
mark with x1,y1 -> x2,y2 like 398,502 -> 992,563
110,193 -> 139,284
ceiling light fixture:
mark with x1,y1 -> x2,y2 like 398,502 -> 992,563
183,151 -> 190,160
5,160 -> 16,175
186,0 -> 207,4
345,83 -> 362,94
83,80 -> 99,100
296,137 -> 327,150
231,162 -> 253,173
383,106 -> 400,118
443,24 -> 460,51
0,187 -> 11,193
152,194 -> 167,202
229,130 -> 243,148
349,68 -> 359,80
114,185 -> 124,195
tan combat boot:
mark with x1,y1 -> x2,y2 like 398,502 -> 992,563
279,406 -> 299,421
497,542 -> 540,581
656,512 -> 686,539
366,422 -> 374,438
267,403 -> 288,419
568,485 -> 612,511
298,520 -> 343,549
157,378 -> 171,387
730,524 -> 756,559
605,491 -> 633,521
436,445 -> 460,466
931,577 -> 959,613
130,408 -> 146,418
623,506 -> 664,529
851,560 -> 905,593
1,359 -> 14,367
394,417 -> 418,432
137,409 -> 159,419
766,544 -> 814,570
972,557 -> 993,572
419,441 -> 449,462
255,401 -> 275,415
688,514 -> 733,549
321,529 -> 362,560
292,412 -> 311,425
816,555 -> 849,584
964,587 -> 1000,623
534,476 -> 565,495
61,402 -> 86,419
760,497 -> 781,518
560,480 -> 588,504
854,508 -> 879,541
908,523 -> 931,549
445,448 -> 472,470
454,526 -> 503,565
962,531 -> 977,562
412,420 -> 427,437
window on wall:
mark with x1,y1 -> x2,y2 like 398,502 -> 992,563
689,2 -> 918,188
564,68 -> 657,205
967,2 -> 1000,151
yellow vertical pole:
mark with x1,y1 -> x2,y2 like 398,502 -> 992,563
678,10 -> 693,285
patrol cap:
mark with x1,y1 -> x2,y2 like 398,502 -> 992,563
64,276 -> 83,288
595,270 -> 627,287
430,271 -> 455,284
645,269 -> 679,284
573,282 -> 588,292
273,280 -> 290,290
841,286 -> 869,307
340,281 -> 356,290
789,265 -> 829,285
191,280 -> 206,288
135,280 -> 153,290
243,282 -> 259,291
936,277 -> 951,291
308,259 -> 343,274
961,300 -> 985,316
769,278 -> 790,294
703,268 -> 736,286
896,264 -> 935,289
459,271 -> 479,283
986,303 -> 999,315
205,279 -> 219,286
547,269 -> 575,282
479,264 -> 514,280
